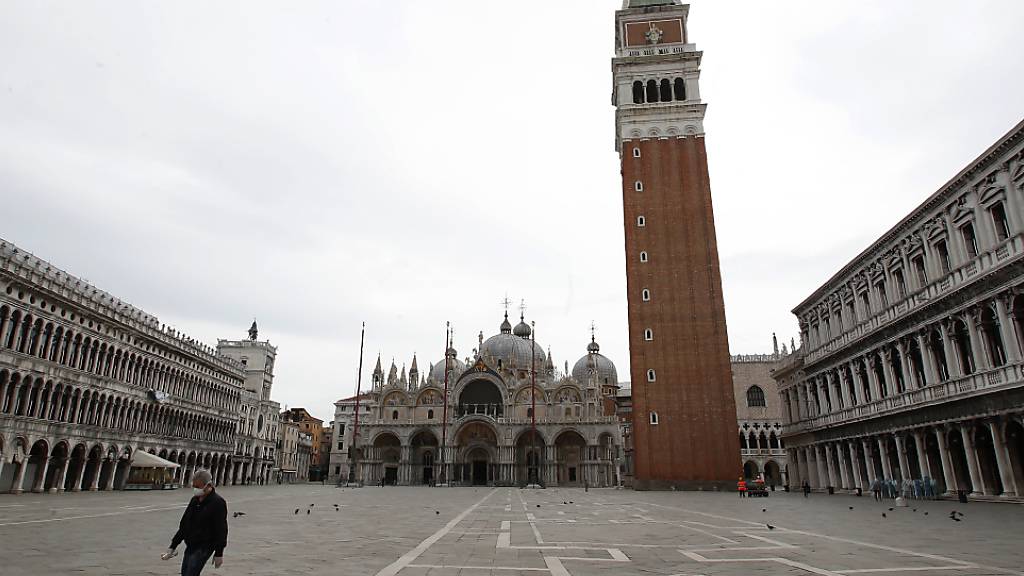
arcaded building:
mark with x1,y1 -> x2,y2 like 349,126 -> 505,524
0,239 -> 281,493
612,0 -> 739,489
732,350 -> 788,486
334,312 -> 622,487
775,120 -> 1024,498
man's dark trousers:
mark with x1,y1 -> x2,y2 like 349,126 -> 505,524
181,546 -> 214,576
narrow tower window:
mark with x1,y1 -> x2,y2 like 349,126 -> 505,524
659,79 -> 672,102
646,80 -> 659,103
641,288 -> 651,301
673,77 -> 686,101
632,80 -> 645,104
637,216 -> 646,227
632,147 -> 641,158
644,329 -> 653,341
649,412 -> 659,425
640,251 -> 648,263
634,181 -> 643,192
647,369 -> 656,382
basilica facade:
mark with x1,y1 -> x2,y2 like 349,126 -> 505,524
331,313 -> 623,487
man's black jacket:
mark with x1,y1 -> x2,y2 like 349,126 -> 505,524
170,489 -> 228,557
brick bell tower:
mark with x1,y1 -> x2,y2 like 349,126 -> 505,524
612,0 -> 738,490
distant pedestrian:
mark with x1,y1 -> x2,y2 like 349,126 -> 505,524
162,469 -> 228,576
802,480 -> 810,498
738,477 -> 747,498
871,478 -> 882,501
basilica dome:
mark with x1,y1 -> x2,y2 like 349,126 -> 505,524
571,337 -> 618,385
481,312 -> 546,370
429,351 -> 466,383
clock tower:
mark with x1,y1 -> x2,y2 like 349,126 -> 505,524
612,0 -> 739,490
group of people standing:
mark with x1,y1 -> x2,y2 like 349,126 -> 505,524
870,476 -> 939,501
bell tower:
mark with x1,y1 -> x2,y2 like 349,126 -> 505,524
612,0 -> 738,490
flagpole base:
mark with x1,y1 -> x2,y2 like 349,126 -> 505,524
525,483 -> 544,490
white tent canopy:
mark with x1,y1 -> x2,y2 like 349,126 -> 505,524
130,451 -> 180,468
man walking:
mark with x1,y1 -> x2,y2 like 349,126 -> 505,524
162,469 -> 228,575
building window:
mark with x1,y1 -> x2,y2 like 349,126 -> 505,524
673,77 -> 686,101
640,251 -> 648,263
527,407 -> 533,418
644,328 -> 653,341
646,369 -> 656,382
893,268 -> 907,299
646,79 -> 659,103
962,222 -> 979,258
427,409 -> 434,419
337,441 -> 343,450
991,202 -> 1010,242
746,385 -> 766,407
391,410 -> 398,420
649,412 -> 659,425
860,291 -> 871,316
634,181 -> 643,192
335,466 -> 340,475
632,81 -> 644,104
659,78 -> 672,102
935,240 -> 951,274
633,147 -> 641,158
912,255 -> 927,287
641,288 -> 650,302
637,215 -> 646,227
876,280 -> 888,307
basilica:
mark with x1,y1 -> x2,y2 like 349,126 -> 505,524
329,312 -> 623,487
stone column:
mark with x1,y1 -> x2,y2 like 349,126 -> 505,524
877,436 -> 894,480
823,444 -> 837,488
861,439 -> 876,482
899,342 -> 918,390
881,350 -> 897,396
917,332 -> 938,385
894,434 -> 911,482
52,457 -> 70,493
865,355 -> 882,400
959,425 -> 985,495
940,322 -> 962,379
0,455 -> 5,489
838,369 -> 854,407
11,457 -> 27,494
836,443 -> 850,489
965,311 -> 990,371
989,420 -> 1017,497
814,445 -> 828,489
851,364 -> 866,405
89,463 -> 102,491
72,459 -> 87,492
848,442 -> 863,490
815,380 -> 828,414
935,428 -> 958,494
912,431 -> 930,482
31,457 -> 49,493
105,460 -> 117,491
995,296 -> 1021,363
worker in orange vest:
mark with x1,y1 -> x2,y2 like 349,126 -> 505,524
737,477 -> 747,498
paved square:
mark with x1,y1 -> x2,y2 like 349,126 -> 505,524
1,486 -> 1022,575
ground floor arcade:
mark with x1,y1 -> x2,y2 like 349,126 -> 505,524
349,419 -> 621,488
787,412 -> 1024,498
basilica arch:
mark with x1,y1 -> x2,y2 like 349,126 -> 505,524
454,420 -> 498,486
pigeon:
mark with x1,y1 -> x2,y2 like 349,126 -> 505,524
232,512 -> 246,518
294,509 -> 299,515
307,509 -> 311,515
888,507 -> 894,511
952,517 -> 962,522
569,501 -> 574,504
957,511 -> 964,517
537,504 -> 541,508
924,512 -> 929,516
767,524 -> 775,530
848,506 -> 854,510
762,509 -> 767,513
436,511 -> 440,515
310,504 -> 315,507
912,508 -> 917,512
882,513 -> 887,518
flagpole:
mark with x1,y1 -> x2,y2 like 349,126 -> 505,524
440,322 -> 451,487
529,320 -> 540,488
350,322 -> 365,486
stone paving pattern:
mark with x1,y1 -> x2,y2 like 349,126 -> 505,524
0,485 -> 1022,575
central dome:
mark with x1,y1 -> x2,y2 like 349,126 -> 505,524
572,337 -> 618,385
481,313 -> 545,370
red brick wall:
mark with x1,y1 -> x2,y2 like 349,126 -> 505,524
621,136 -> 740,490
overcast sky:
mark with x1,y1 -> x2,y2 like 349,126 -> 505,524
2,1 -> 1022,422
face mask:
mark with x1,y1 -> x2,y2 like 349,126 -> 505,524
193,487 -> 206,497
